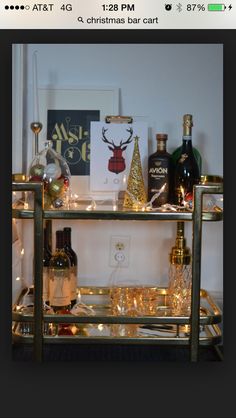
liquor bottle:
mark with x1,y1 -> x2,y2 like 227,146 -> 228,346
43,228 -> 52,304
148,133 -> 174,207
174,114 -> 200,206
48,230 -> 71,312
63,227 -> 78,306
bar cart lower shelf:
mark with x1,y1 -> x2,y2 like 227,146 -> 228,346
12,286 -> 222,360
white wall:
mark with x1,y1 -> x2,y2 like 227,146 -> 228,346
13,44 -> 223,294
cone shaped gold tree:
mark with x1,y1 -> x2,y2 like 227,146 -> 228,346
123,135 -> 147,209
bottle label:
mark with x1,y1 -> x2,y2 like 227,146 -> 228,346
179,153 -> 188,163
70,266 -> 77,300
49,269 -> 71,307
148,160 -> 170,206
43,267 -> 49,301
149,167 -> 168,175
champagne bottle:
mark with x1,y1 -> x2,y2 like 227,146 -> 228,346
43,228 -> 52,304
63,227 -> 78,306
148,133 -> 174,206
172,117 -> 202,175
174,114 -> 200,206
49,230 -> 71,312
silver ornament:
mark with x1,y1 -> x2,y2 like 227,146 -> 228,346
52,198 -> 64,208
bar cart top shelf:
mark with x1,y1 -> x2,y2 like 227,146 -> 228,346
12,181 -> 223,221
12,207 -> 223,221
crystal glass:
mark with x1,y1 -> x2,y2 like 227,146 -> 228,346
168,264 -> 192,316
109,280 -> 158,337
29,140 -> 71,209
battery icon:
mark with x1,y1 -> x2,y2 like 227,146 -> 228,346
208,4 -> 226,11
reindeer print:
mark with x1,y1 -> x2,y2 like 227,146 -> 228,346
101,127 -> 133,174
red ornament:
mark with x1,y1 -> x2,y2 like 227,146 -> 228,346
29,176 -> 43,182
63,177 -> 70,189
185,192 -> 193,209
56,309 -> 72,331
58,326 -> 73,336
59,175 -> 70,189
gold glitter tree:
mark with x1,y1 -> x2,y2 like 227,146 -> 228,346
123,135 -> 147,209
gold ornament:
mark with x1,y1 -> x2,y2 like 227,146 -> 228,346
123,136 -> 147,209
48,179 -> 64,198
29,163 -> 44,178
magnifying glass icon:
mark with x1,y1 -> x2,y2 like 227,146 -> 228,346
77,16 -> 84,23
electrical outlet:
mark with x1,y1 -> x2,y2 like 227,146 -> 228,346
109,235 -> 130,267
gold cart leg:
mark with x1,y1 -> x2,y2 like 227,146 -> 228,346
33,183 -> 44,362
191,184 -> 223,362
190,185 -> 202,362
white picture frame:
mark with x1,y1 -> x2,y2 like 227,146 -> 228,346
38,86 -> 119,195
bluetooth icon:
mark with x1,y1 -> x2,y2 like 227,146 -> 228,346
176,3 -> 183,12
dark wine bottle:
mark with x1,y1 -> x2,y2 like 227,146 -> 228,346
174,114 -> 200,207
45,220 -> 52,253
148,133 -> 174,206
48,230 -> 71,312
43,227 -> 52,304
63,227 -> 78,306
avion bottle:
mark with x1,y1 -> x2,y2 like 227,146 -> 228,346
148,133 -> 173,207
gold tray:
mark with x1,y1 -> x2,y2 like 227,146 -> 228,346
12,286 -> 222,346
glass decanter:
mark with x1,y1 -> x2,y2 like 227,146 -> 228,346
168,222 -> 192,316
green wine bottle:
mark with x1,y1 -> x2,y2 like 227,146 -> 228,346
174,114 -> 201,206
172,116 -> 202,174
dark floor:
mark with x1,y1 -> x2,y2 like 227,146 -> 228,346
12,344 -> 223,362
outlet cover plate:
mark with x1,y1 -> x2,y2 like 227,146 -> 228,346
109,235 -> 130,267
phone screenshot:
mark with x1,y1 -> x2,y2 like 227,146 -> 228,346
0,1 -> 235,417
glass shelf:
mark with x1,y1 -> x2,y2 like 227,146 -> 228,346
12,287 -> 222,347
12,207 -> 223,221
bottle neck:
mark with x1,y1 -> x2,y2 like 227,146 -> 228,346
44,229 -> 51,253
157,140 -> 167,152
182,114 -> 193,153
63,228 -> 71,246
56,231 -> 64,250
182,135 -> 193,153
183,123 -> 192,137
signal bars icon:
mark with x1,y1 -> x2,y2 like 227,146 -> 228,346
4,5 -> 30,10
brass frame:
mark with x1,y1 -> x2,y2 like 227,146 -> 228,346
12,182 -> 44,361
191,183 -> 223,361
12,182 -> 223,362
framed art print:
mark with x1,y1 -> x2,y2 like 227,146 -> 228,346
38,86 -> 119,194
